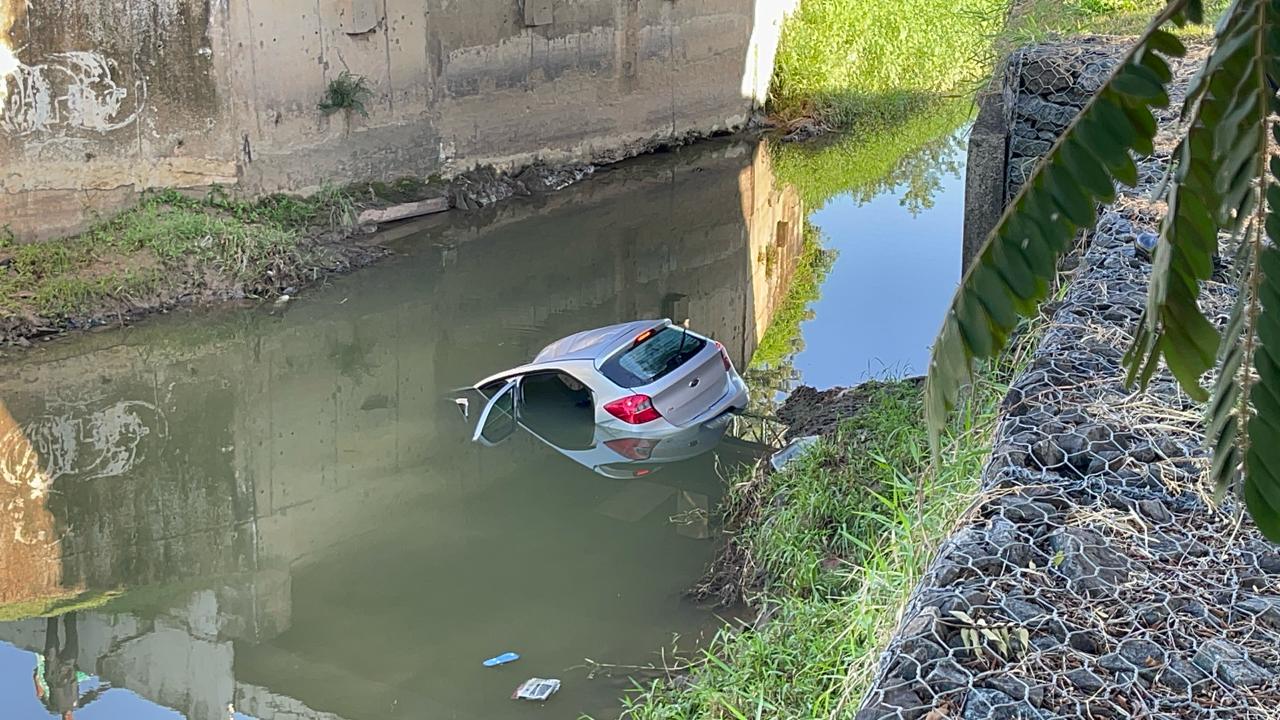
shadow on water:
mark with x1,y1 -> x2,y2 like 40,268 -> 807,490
0,138 -> 807,720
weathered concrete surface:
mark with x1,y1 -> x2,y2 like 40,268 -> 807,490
961,38 -> 1126,270
0,0 -> 796,242
861,41 -> 1280,719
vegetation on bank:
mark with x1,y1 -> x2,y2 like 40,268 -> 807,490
0,187 -> 371,341
768,0 -> 1006,127
623,320 -> 1041,718
766,0 -> 1224,131
1003,0 -> 1229,46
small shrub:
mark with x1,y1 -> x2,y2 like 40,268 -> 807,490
318,71 -> 373,118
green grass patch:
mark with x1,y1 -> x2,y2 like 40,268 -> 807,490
620,320 -> 1044,718
0,187 -> 358,327
1002,0 -> 1229,46
768,0 -> 1007,126
768,0 -> 1225,131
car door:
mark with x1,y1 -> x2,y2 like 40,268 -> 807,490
472,378 -> 520,446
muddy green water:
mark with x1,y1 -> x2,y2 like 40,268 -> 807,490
0,123 -> 968,720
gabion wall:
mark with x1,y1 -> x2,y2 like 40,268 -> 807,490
857,41 -> 1280,719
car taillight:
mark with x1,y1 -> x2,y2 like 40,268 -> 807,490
716,342 -> 732,371
604,394 -> 662,424
605,438 -> 658,460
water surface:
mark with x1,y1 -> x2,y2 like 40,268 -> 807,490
0,140 -> 801,720
0,117 -> 972,720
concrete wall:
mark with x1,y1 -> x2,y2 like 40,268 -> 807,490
0,0 -> 796,242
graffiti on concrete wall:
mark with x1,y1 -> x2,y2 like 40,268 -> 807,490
0,400 -> 169,503
0,47 -> 146,136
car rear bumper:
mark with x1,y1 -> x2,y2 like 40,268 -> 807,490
597,372 -> 748,437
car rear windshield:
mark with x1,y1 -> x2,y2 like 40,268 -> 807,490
601,326 -> 707,388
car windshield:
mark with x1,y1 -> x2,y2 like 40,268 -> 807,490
601,326 -> 706,388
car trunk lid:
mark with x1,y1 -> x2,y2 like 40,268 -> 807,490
647,345 -> 729,426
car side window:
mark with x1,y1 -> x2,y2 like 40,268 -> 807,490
473,379 -> 518,446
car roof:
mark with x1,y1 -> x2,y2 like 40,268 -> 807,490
533,319 -> 667,364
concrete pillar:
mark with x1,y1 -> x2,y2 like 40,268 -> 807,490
961,68 -> 1014,273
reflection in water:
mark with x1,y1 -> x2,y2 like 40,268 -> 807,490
739,101 -> 971,407
794,127 -> 967,384
763,103 -> 971,387
0,139 -> 803,720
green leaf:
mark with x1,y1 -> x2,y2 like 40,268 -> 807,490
1122,105 -> 1158,156
1060,137 -> 1118,201
1046,163 -> 1097,226
926,11 -> 1186,458
1245,475 -> 1280,541
971,265 -> 1018,330
955,292 -> 994,360
1146,29 -> 1188,58
1111,64 -> 1170,104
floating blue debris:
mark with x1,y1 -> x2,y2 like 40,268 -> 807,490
483,652 -> 520,667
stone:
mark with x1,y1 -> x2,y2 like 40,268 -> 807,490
1238,596 -> 1280,629
1116,638 -> 1164,665
1067,630 -> 1106,655
1097,653 -> 1136,678
1065,667 -> 1106,694
962,688 -> 1045,720
983,675 -> 1044,707
1054,433 -> 1087,455
1191,640 -> 1273,688
1000,598 -> 1047,624
925,659 -> 971,694
1046,528 -> 1131,598
861,684 -> 928,720
997,497 -> 1061,525
1157,656 -> 1209,692
1030,439 -> 1065,468
1136,602 -> 1171,627
1244,540 -> 1280,574
1011,136 -> 1052,158
1135,499 -> 1173,524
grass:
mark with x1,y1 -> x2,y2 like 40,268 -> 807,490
621,318 -> 1044,719
768,0 -> 1007,127
768,0 -> 1226,131
1001,0 -> 1230,48
318,70 -> 373,118
0,187 -> 358,328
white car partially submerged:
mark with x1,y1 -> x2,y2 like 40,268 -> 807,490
469,319 -> 750,453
